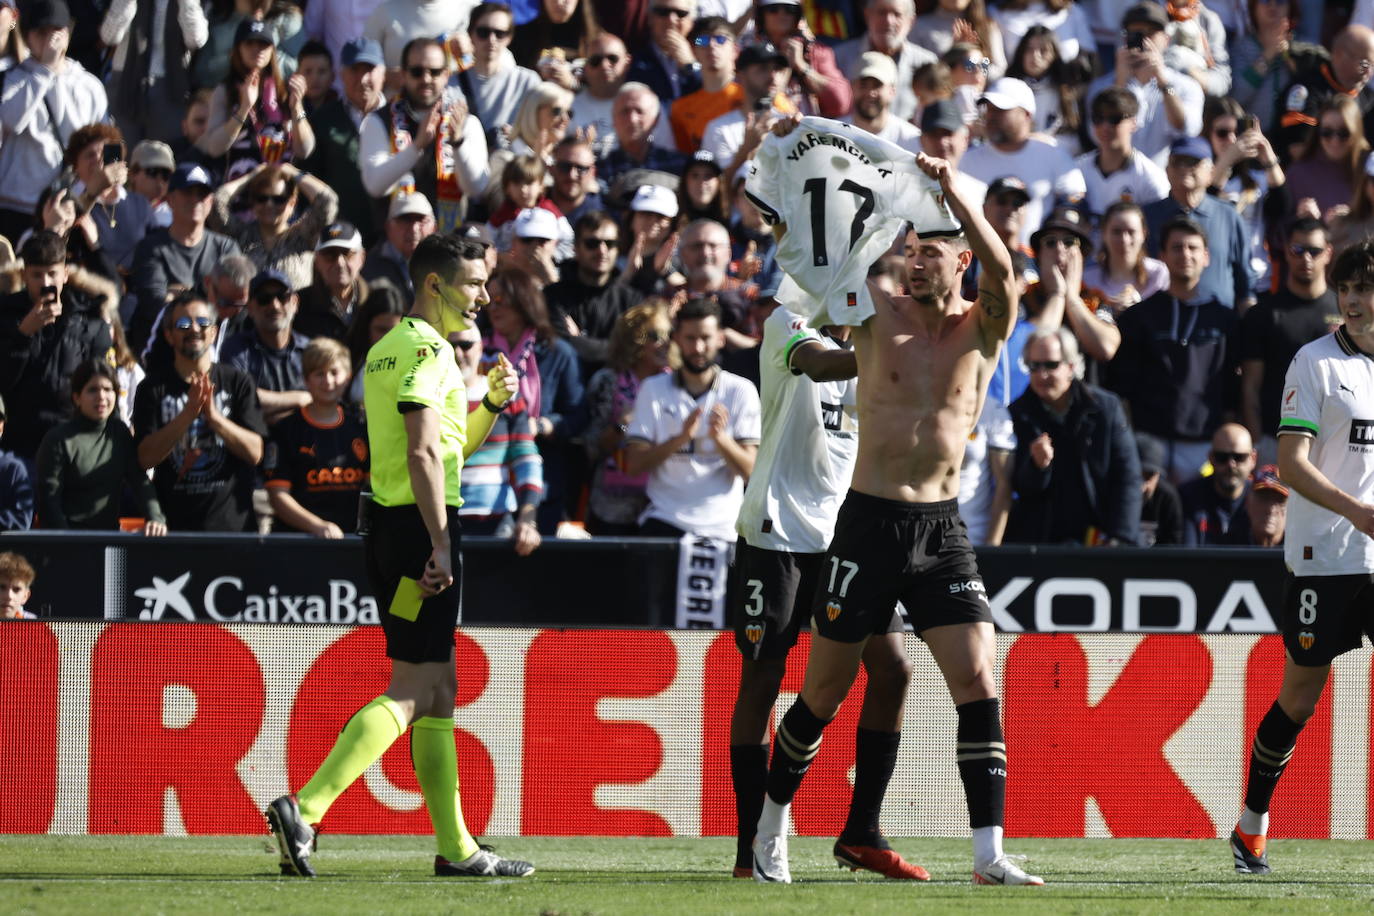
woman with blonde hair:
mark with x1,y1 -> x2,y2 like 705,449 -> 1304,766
487,81 -> 574,208
1286,96 -> 1371,219
581,300 -> 675,535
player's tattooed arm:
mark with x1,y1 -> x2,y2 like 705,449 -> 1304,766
915,153 -> 1018,344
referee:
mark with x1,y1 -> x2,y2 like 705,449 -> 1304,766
1231,237 -> 1374,876
267,233 -> 534,879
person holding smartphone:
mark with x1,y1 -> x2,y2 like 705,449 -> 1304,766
0,231 -> 113,462
1084,1 -> 1203,166
65,123 -> 156,272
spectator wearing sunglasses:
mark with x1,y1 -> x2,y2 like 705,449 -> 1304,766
221,268 -> 312,425
1238,218 -> 1338,467
571,32 -> 634,158
128,140 -> 176,230
546,136 -> 604,227
1085,2 -> 1202,168
359,37 -> 489,234
132,293 -> 266,532
546,210 -> 644,379
1075,87 -> 1170,221
1285,96 -> 1371,221
670,17 -> 741,154
1178,422 -> 1258,545
363,0 -> 479,91
209,161 -> 338,291
833,0 -> 934,122
1006,326 -> 1141,546
626,0 -> 703,104
753,0 -> 849,117
456,2 -> 541,149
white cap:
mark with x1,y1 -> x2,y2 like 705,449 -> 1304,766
854,51 -> 898,87
513,207 -> 559,240
630,184 -> 678,218
388,192 -> 434,220
980,77 -> 1036,117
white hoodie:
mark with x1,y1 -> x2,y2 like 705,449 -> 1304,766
0,57 -> 108,213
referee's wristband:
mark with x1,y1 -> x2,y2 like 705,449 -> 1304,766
481,394 -> 508,413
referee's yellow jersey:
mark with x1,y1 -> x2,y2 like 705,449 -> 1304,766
363,316 -> 467,508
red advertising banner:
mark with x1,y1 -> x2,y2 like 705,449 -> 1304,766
3,623 -> 1370,839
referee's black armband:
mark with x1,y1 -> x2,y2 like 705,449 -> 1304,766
481,394 -> 507,413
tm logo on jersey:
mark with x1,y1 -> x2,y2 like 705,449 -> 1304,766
1349,419 -> 1374,451
826,601 -> 842,621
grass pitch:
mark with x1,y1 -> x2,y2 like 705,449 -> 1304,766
3,835 -> 1374,915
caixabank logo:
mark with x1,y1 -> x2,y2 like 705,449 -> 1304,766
132,572 -> 379,624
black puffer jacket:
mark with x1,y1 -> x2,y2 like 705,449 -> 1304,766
0,288 -> 112,460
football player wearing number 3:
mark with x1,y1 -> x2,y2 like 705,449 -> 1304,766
727,298 -> 921,881
751,125 -> 1043,886
1231,238 -> 1374,876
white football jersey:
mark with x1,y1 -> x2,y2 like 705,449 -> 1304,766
737,306 -> 859,553
1278,326 -> 1374,576
744,116 -> 960,327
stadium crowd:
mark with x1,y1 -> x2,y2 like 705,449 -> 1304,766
0,0 -> 1366,550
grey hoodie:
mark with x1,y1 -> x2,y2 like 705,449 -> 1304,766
0,57 -> 108,213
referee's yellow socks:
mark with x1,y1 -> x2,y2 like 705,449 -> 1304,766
412,716 -> 480,863
297,695 -> 409,824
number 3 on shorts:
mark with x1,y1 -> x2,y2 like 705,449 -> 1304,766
1298,588 -> 1318,625
827,557 -> 859,597
744,579 -> 764,616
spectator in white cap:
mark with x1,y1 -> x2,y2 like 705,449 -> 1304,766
506,206 -> 561,288
960,76 -> 1081,246
296,221 -> 370,341
840,50 -> 921,154
621,184 -> 680,291
362,192 -> 435,301
0,0 -> 107,244
128,140 -> 176,229
833,0 -> 934,122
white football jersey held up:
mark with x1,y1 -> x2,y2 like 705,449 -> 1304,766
737,306 -> 859,554
1278,326 -> 1374,576
744,116 -> 960,327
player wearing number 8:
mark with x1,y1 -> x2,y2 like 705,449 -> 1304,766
750,128 -> 1042,886
1231,237 -> 1374,876
727,301 -> 918,881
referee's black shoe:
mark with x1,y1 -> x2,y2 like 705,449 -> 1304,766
266,794 -> 317,877
435,845 -> 535,877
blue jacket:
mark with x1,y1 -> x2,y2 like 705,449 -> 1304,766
1006,381 -> 1142,546
1142,193 -> 1257,309
0,449 -> 33,531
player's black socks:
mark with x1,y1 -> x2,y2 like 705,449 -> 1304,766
956,698 -> 1006,829
1244,701 -> 1304,816
765,697 -> 831,805
730,744 -> 769,868
839,727 -> 900,847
